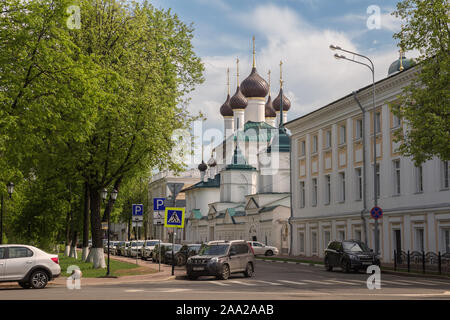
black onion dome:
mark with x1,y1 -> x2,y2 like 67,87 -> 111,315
241,67 -> 269,98
207,156 -> 217,167
220,94 -> 233,117
230,86 -> 248,110
272,90 -> 291,111
265,95 -> 276,118
198,161 -> 207,172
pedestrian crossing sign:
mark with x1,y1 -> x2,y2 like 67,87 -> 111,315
164,207 -> 185,228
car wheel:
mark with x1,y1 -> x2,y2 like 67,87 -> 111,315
324,257 -> 333,271
244,263 -> 253,278
176,255 -> 186,266
30,270 -> 49,289
265,250 -> 274,256
341,259 -> 351,273
218,264 -> 230,280
18,282 -> 31,289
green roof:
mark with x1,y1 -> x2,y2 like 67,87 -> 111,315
225,121 -> 276,143
259,205 -> 280,213
226,145 -> 257,171
182,173 -> 220,192
267,127 -> 290,153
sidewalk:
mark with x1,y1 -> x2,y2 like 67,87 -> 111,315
0,255 -> 186,289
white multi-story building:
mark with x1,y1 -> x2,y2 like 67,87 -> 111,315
286,54 -> 450,262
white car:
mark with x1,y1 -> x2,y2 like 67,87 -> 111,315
247,241 -> 279,256
129,241 -> 145,257
0,244 -> 61,289
141,240 -> 162,260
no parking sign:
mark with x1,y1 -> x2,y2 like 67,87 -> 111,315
370,206 -> 383,220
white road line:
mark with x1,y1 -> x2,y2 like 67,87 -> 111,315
124,289 -> 145,293
344,279 -> 367,284
380,280 -> 412,286
303,280 -> 336,285
394,279 -> 437,286
326,279 -> 360,286
253,280 -> 283,286
407,279 -> 450,286
278,280 -> 307,285
159,288 -> 190,293
208,281 -> 230,286
228,280 -> 257,286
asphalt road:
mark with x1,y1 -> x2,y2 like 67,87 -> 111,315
1,260 -> 450,300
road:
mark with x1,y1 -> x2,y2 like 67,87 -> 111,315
1,260 -> 450,300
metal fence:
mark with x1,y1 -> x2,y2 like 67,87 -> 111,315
394,250 -> 450,275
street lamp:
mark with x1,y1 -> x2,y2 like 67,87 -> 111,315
105,189 -> 118,276
1,182 -> 15,244
329,44 -> 379,256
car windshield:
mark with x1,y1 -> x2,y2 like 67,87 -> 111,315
198,244 -> 229,256
132,242 -> 144,247
343,241 -> 370,252
145,241 -> 159,246
189,245 -> 201,252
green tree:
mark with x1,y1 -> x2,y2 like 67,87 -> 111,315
390,0 -> 450,165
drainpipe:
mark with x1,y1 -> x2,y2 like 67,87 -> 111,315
288,129 -> 293,256
352,91 -> 369,245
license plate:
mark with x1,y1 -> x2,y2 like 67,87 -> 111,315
193,267 -> 204,271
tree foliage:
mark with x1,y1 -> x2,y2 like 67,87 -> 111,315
390,0 -> 450,165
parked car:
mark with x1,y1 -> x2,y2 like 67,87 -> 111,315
186,240 -> 255,280
172,244 -> 203,266
141,240 -> 161,260
151,243 -> 172,263
115,241 -> 125,256
0,245 -> 61,289
164,244 -> 183,265
324,240 -> 380,273
247,241 -> 278,256
130,241 -> 144,257
119,241 -> 131,256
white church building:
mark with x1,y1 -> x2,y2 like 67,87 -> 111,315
182,39 -> 292,253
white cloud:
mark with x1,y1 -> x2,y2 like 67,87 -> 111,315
186,4 -> 409,134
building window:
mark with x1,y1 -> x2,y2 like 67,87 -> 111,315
443,228 -> 450,254
375,112 -> 381,134
312,136 -> 318,153
355,119 -> 363,140
355,230 -> 362,241
312,231 -> 318,254
339,125 -> 346,145
300,141 -> 306,156
299,181 -> 305,208
393,113 -> 401,128
339,172 -> 345,202
442,160 -> 449,189
324,231 -> 331,248
338,230 -> 345,241
415,228 -> 425,252
324,175 -> 331,205
355,168 -> 362,201
415,165 -> 423,193
236,117 -> 239,130
299,232 -> 305,253
311,178 -> 318,206
393,160 -> 401,195
325,130 -> 331,149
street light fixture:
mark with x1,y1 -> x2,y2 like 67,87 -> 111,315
105,188 -> 118,277
329,44 -> 379,256
101,188 -> 108,201
1,182 -> 14,244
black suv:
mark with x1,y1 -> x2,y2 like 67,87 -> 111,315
186,240 -> 255,280
324,240 -> 380,272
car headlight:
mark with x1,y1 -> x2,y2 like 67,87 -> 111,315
210,257 -> 219,263
349,254 -> 359,260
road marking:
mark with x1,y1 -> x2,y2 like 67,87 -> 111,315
278,280 -> 307,285
228,280 -> 257,286
407,279 -> 450,286
394,279 -> 437,286
159,288 -> 190,293
380,280 -> 412,286
326,279 -> 359,286
253,280 -> 283,286
124,289 -> 145,293
303,280 -> 337,285
208,281 -> 230,286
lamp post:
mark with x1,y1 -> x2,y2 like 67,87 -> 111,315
329,44 -> 379,255
0,182 -> 15,245
102,188 -> 118,277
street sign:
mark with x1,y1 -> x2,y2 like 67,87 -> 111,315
164,207 -> 185,228
132,204 -> 144,216
167,183 -> 184,199
132,221 -> 143,227
370,206 -> 383,220
153,198 -> 166,211
132,216 -> 143,222
153,211 -> 164,225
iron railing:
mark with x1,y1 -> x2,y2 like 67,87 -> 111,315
393,250 -> 450,275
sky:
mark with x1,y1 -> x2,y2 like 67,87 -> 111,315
148,0 -> 415,161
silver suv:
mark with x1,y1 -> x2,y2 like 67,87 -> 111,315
0,245 -> 61,289
186,240 -> 255,280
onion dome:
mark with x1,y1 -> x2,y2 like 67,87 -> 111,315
220,94 -> 233,117
230,86 -> 248,110
207,155 -> 217,167
198,161 -> 207,172
272,90 -> 291,111
388,50 -> 414,75
241,68 -> 269,98
265,95 -> 276,118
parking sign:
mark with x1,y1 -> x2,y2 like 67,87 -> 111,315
153,198 -> 166,211
132,204 -> 144,216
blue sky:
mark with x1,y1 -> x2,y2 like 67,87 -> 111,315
148,0 -> 413,155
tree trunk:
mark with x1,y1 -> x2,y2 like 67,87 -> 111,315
89,186 -> 106,268
69,231 -> 78,259
82,182 -> 90,261
64,209 -> 71,256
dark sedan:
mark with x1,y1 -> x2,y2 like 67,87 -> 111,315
324,240 -> 380,272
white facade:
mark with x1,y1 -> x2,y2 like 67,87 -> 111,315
286,66 -> 450,261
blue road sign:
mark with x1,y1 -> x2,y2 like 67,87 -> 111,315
153,198 -> 166,211
132,204 -> 144,216
370,206 -> 383,220
164,207 -> 185,228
